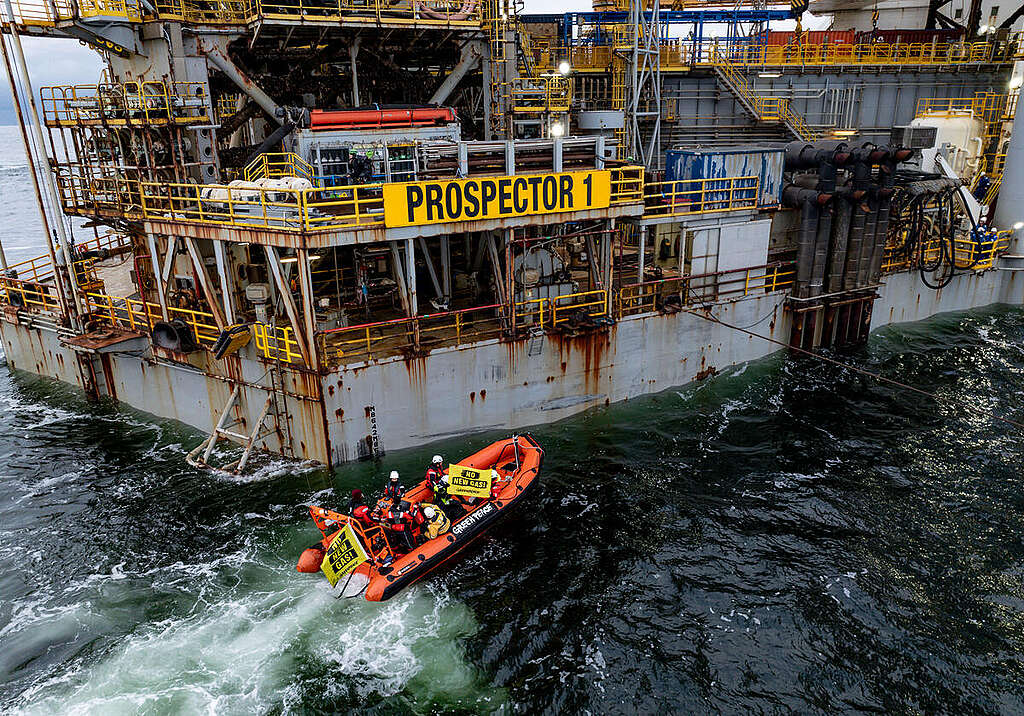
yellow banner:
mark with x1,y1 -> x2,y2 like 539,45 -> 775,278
383,170 -> 612,228
320,523 -> 368,587
447,464 -> 493,499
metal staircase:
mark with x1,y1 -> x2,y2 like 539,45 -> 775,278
709,46 -> 827,142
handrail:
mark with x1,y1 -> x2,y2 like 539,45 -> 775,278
317,303 -> 505,365
881,232 -> 1012,274
243,152 -> 317,184
40,81 -> 210,126
618,261 -> 797,316
644,176 -> 761,216
552,289 -> 607,326
538,38 -> 1020,73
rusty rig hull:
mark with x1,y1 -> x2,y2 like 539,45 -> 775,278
4,264 -> 1021,467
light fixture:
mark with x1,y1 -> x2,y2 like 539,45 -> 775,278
979,24 -> 990,33
1014,221 -> 1024,230
832,129 -> 857,136
550,121 -> 565,137
558,60 -> 571,76
279,255 -> 299,264
758,72 -> 781,78
1010,75 -> 1023,90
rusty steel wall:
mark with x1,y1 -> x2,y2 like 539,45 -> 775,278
322,292 -> 792,463
0,320 -> 331,465
3,264 -> 1023,470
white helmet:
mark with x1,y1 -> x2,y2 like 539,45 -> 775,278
422,505 -> 435,518
432,455 -> 443,465
491,469 -> 500,481
389,470 -> 400,481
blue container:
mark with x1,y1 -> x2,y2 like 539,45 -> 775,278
664,146 -> 785,210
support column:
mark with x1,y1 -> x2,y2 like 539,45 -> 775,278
349,37 -> 361,107
441,236 -> 451,300
0,17 -> 78,323
264,246 -> 312,366
297,248 -> 320,371
405,238 -> 418,316
637,224 -> 647,284
146,233 -> 169,321
183,236 -> 226,329
213,239 -> 235,324
389,241 -> 410,315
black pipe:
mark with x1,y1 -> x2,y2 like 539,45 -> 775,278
810,157 -> 839,296
826,185 -> 854,294
784,185 -> 826,298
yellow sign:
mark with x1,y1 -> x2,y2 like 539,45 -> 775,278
320,523 -> 368,587
447,464 -> 493,499
382,170 -> 612,228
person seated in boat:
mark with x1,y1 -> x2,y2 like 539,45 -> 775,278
426,455 -> 446,494
347,488 -> 373,528
384,470 -> 404,503
421,504 -> 451,540
383,501 -> 415,552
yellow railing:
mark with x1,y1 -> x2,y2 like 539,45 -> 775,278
154,0 -> 480,24
709,46 -> 826,141
83,292 -> 220,344
538,39 -> 1020,75
41,81 -> 210,126
881,232 -> 1012,274
0,0 -> 74,25
754,97 -> 786,121
4,253 -> 56,284
508,76 -> 572,114
0,277 -> 60,313
915,92 -> 1007,120
618,262 -> 797,317
78,0 -> 144,20
81,291 -> 304,363
243,152 -> 317,184
552,289 -> 608,326
133,167 -> 645,232
643,176 -> 761,217
216,95 -> 243,120
513,296 -> 548,331
317,304 -> 505,365
252,322 -> 303,363
610,166 -> 644,204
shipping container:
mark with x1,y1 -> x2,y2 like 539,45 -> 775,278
857,28 -> 965,44
752,30 -> 858,47
664,146 -> 785,211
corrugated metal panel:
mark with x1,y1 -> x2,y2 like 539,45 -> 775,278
664,147 -> 785,209
753,30 -> 858,46
857,29 -> 965,44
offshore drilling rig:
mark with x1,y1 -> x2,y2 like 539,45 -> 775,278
1,0 -> 1023,472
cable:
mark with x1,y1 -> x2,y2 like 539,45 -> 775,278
680,303 -> 1024,432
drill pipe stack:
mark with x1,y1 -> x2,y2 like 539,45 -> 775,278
782,141 -> 913,299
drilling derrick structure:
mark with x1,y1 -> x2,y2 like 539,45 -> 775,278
1,0 -> 1023,472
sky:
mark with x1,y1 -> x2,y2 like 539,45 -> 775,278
0,1 -> 812,125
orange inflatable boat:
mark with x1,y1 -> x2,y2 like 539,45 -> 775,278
298,434 -> 543,601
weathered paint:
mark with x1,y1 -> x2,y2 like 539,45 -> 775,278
1,262 -> 1022,468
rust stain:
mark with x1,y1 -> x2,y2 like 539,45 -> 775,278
469,391 -> 476,403
480,389 -> 486,400
694,365 -> 718,381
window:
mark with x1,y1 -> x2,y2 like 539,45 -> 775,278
954,7 -> 963,17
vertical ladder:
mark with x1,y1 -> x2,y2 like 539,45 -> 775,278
186,384 -> 277,474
